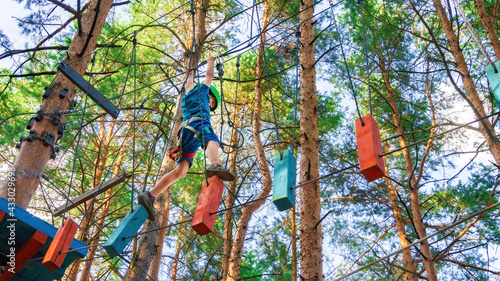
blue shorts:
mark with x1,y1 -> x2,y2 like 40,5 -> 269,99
178,119 -> 220,167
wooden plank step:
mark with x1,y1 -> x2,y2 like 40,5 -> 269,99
272,149 -> 296,211
355,114 -> 386,182
191,176 -> 224,236
486,60 -> 500,109
103,205 -> 148,257
53,173 -> 129,217
42,219 -> 79,271
0,230 -> 48,281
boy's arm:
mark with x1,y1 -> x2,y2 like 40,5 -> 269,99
203,57 -> 215,87
184,69 -> 195,93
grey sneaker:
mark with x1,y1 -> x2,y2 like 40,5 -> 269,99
206,163 -> 235,182
138,192 -> 156,221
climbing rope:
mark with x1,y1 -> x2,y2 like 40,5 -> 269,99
449,0 -> 498,72
329,0 -> 364,125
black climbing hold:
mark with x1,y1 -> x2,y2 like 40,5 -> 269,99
59,87 -> 69,99
43,86 -> 51,99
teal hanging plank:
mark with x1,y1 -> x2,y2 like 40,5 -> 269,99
103,205 -> 148,257
272,149 -> 296,211
486,61 -> 500,109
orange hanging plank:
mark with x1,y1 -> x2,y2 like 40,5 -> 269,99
42,218 -> 79,271
355,114 -> 385,182
191,176 -> 224,236
0,230 -> 48,281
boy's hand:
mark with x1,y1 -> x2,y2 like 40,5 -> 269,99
207,57 -> 216,64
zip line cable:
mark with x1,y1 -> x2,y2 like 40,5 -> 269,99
334,199 -> 500,281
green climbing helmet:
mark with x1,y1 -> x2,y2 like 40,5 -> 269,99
193,83 -> 220,111
208,85 -> 220,111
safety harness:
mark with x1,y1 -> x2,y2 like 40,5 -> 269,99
168,116 -> 215,162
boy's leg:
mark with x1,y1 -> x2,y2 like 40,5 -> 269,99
205,140 -> 220,165
138,159 -> 190,221
205,140 -> 235,182
150,159 -> 190,197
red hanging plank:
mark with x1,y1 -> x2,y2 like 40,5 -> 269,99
356,114 -> 386,182
0,230 -> 48,281
0,210 -> 5,221
191,176 -> 224,236
42,218 -> 79,271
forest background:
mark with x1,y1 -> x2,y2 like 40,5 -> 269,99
1,0 -> 500,280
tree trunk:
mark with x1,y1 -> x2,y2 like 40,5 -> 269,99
226,4 -> 273,279
79,122 -> 124,281
123,0 -> 209,278
67,118 -> 113,280
147,184 -> 173,278
432,0 -> 500,166
298,0 -> 322,278
0,0 -> 114,208
473,0 -> 500,59
380,59 -> 437,280
170,212 -> 185,281
291,206 -> 298,281
221,126 -> 239,280
383,159 -> 417,281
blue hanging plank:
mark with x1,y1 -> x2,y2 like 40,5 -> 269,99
103,205 -> 148,257
272,149 -> 296,211
486,61 -> 500,109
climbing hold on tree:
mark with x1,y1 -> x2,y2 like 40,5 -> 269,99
355,114 -> 385,182
272,149 -> 296,211
42,218 -> 78,271
191,176 -> 224,236
103,205 -> 148,257
486,61 -> 500,109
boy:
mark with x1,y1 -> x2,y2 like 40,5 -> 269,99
138,57 -> 235,221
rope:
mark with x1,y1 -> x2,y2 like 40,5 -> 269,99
449,0 -> 498,72
358,0 -> 373,115
254,0 -> 283,157
131,31 -> 138,213
291,26 -> 300,153
329,0 -> 364,125
62,51 -> 96,224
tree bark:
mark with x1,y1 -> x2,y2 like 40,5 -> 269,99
298,0 -> 322,278
170,212 -> 185,281
473,0 -> 500,59
221,125 -> 239,280
380,58 -> 437,281
383,160 -> 417,281
0,0 -> 114,208
226,3 -> 273,279
67,118 -> 114,280
431,0 -> 500,166
123,0 -> 209,278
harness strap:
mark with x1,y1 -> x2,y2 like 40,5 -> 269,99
169,116 -> 210,162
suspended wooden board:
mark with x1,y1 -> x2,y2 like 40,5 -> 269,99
0,230 -> 47,281
355,114 -> 386,182
191,176 -> 224,236
42,219 -> 79,271
0,198 -> 87,281
486,60 -> 500,109
272,149 -> 296,211
103,205 -> 148,257
53,172 -> 130,217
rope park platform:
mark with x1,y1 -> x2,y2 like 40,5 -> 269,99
0,197 -> 88,280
